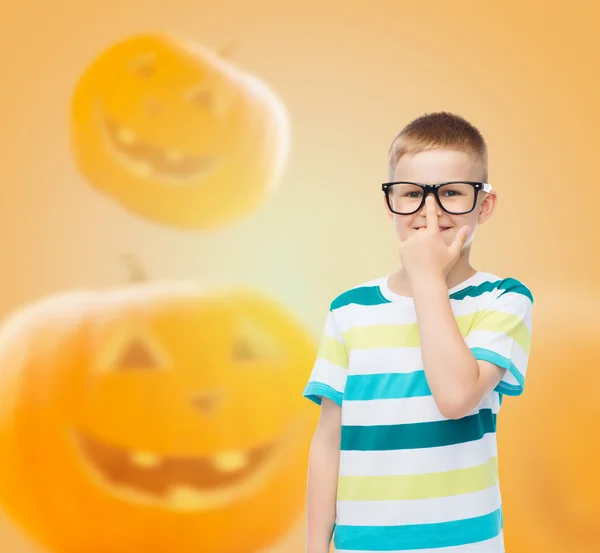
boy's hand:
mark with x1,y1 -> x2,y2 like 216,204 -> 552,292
399,195 -> 471,282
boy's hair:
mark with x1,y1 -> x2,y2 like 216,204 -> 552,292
388,112 -> 488,182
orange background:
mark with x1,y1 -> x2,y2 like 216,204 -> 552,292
0,0 -> 598,552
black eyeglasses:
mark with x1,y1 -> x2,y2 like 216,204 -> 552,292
381,181 -> 493,215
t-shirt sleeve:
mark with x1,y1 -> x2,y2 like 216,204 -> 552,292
302,307 -> 349,407
465,278 -> 534,396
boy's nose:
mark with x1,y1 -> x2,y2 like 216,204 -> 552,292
421,192 -> 443,213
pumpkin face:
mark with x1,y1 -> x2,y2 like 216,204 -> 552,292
70,34 -> 289,229
500,293 -> 600,552
0,283 -> 317,553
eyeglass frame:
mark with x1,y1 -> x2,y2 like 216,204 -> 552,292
381,181 -> 493,215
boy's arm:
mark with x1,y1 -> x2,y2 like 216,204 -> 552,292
412,275 -> 505,419
306,397 -> 341,553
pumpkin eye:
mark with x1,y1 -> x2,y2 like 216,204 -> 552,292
233,316 -> 285,363
114,336 -> 163,371
97,326 -> 170,374
130,53 -> 156,78
233,338 -> 259,363
187,86 -> 215,111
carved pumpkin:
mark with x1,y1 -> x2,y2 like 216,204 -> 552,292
500,292 -> 599,552
0,282 -> 316,553
70,34 -> 289,229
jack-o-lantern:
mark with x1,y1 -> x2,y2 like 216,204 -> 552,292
499,291 -> 600,552
0,282 -> 317,553
70,34 -> 289,229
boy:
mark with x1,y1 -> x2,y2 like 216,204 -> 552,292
303,112 -> 534,553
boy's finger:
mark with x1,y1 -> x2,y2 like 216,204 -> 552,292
449,226 -> 470,257
426,195 -> 439,233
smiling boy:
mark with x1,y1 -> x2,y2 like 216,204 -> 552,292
303,112 -> 534,553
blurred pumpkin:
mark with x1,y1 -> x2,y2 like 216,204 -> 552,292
70,33 -> 289,229
499,290 -> 600,552
0,281 -> 317,553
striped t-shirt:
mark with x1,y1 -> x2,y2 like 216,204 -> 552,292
303,271 -> 534,553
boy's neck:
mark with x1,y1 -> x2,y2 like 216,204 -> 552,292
389,257 -> 478,297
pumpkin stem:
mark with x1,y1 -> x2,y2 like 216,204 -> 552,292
121,253 -> 146,282
218,42 -> 236,58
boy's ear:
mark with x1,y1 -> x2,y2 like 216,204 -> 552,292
383,193 -> 393,220
478,191 -> 497,224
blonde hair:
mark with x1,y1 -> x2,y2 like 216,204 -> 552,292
388,112 -> 488,181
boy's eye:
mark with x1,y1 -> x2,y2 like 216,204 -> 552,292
442,190 -> 465,197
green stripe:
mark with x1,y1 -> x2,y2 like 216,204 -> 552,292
334,508 -> 503,551
341,409 -> 496,451
472,308 -> 531,353
342,314 -> 476,350
317,335 -> 348,369
338,456 -> 498,500
331,286 -> 391,310
341,305 -> 529,352
450,277 -> 533,303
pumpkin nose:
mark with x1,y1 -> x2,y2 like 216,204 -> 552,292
145,97 -> 163,118
191,392 -> 222,415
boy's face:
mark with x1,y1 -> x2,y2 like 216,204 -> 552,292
384,149 -> 496,244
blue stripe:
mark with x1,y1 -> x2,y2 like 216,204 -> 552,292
449,279 -> 496,301
341,409 -> 497,451
450,277 -> 533,303
331,286 -> 391,310
303,382 -> 343,406
334,508 -> 503,551
471,347 -> 525,396
344,371 -> 431,401
496,277 -> 534,303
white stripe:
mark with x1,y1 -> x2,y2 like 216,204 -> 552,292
349,347 -> 423,375
336,486 -> 502,526
342,394 -> 499,426
308,358 -> 347,393
339,302 -> 417,330
348,336 -> 527,378
335,289 -> 497,333
335,530 -> 504,553
324,310 -> 345,342
500,368 -> 520,387
338,433 -> 498,476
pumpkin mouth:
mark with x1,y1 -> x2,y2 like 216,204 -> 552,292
100,111 -> 220,182
73,429 -> 283,510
